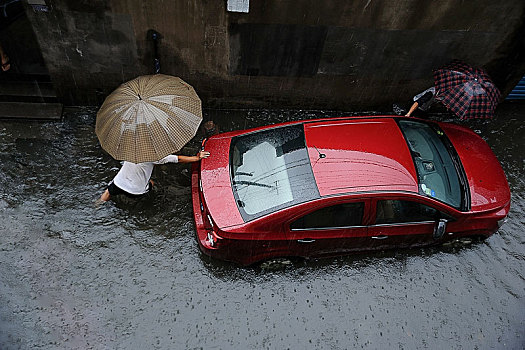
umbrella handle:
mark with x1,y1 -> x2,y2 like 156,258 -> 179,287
154,58 -> 160,74
147,29 -> 161,74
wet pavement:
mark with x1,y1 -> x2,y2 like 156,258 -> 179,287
0,103 -> 524,349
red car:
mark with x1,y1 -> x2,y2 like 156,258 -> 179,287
191,116 -> 510,266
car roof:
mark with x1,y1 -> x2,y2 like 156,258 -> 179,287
304,117 -> 419,197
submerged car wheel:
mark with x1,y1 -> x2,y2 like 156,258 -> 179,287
258,258 -> 294,271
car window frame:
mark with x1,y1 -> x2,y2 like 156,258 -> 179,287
287,197 -> 371,232
370,195 -> 456,227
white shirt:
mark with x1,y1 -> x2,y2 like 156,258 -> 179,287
113,155 -> 178,195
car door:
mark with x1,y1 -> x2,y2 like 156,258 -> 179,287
284,199 -> 370,258
367,198 -> 452,250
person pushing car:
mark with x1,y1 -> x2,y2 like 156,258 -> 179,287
98,151 -> 209,203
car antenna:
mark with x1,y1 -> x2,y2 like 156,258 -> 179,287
314,147 -> 326,159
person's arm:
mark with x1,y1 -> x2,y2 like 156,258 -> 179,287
177,151 -> 210,163
405,101 -> 419,117
154,154 -> 179,164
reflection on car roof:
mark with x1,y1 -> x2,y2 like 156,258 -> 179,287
304,118 -> 419,196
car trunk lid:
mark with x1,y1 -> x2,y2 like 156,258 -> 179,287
199,136 -> 245,228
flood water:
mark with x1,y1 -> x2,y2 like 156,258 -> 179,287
0,103 -> 524,349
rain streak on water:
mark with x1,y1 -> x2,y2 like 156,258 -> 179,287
0,104 -> 524,349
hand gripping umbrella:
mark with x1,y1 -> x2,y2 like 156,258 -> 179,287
433,60 -> 501,120
96,74 -> 203,163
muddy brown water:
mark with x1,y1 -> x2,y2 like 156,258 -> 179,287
0,104 -> 523,349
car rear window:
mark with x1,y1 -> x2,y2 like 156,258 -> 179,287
230,124 -> 320,221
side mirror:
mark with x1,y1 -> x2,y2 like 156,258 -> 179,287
433,219 -> 447,239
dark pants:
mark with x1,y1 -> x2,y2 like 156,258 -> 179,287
107,181 -> 152,198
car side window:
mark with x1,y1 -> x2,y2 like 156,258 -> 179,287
290,202 -> 364,230
376,200 -> 447,225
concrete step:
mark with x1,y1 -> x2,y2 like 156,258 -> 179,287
0,80 -> 56,98
0,72 -> 52,82
0,73 -> 62,119
0,102 -> 63,120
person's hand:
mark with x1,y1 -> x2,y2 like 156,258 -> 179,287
198,151 -> 210,159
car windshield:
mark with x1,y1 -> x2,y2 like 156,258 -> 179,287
398,119 -> 465,209
230,124 -> 320,221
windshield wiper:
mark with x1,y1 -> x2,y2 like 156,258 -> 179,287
233,180 -> 274,189
236,171 -> 253,176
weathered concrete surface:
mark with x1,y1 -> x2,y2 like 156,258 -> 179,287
22,0 -> 525,109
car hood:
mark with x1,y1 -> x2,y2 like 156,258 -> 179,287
199,135 -> 245,228
440,123 -> 510,212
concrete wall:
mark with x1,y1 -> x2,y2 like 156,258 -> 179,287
24,0 -> 525,109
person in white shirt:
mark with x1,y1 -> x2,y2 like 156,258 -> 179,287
98,151 -> 209,202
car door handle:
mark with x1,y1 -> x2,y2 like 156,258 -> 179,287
371,235 -> 388,240
297,238 -> 316,243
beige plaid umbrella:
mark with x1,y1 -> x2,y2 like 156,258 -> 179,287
96,74 -> 203,163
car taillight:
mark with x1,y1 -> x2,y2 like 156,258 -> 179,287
205,215 -> 221,248
196,150 -> 222,249
207,231 -> 217,247
206,229 -> 225,249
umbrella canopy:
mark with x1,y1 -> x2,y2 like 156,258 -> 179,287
96,74 -> 203,163
433,60 -> 501,120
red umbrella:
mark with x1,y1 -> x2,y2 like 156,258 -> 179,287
433,60 -> 501,120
